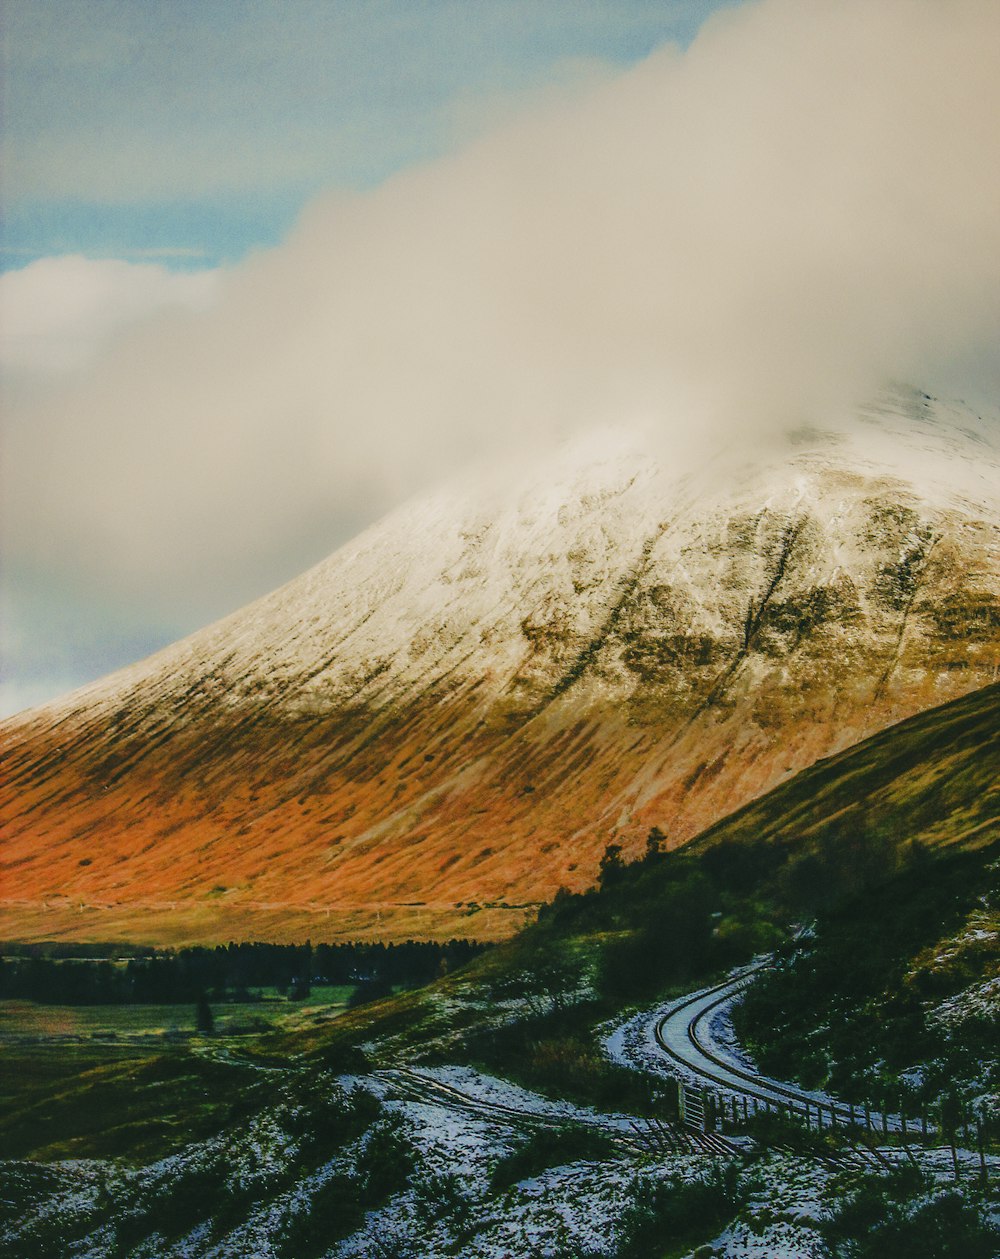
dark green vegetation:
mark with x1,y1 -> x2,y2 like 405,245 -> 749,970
820,1164 -> 1000,1258
488,1124 -> 620,1192
272,1109 -> 414,1259
0,938 -> 484,1005
616,1163 -> 749,1259
0,1044 -> 272,1163
2,683 -> 998,1256
733,842 -> 999,1115
227,689 -> 1000,1115
0,1080 -> 412,1259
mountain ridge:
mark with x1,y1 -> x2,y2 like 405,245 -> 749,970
2,387 -> 999,945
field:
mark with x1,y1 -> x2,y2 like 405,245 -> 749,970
0,986 -> 356,1043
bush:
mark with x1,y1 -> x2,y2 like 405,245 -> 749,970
355,1112 -> 415,1203
273,1114 -> 414,1259
112,1157 -> 228,1253
490,1124 -> 618,1193
348,977 -> 394,1008
616,1163 -> 747,1259
595,879 -> 715,1002
737,1107 -> 845,1158
463,1001 -> 676,1118
274,1174 -> 364,1259
412,1170 -> 476,1229
287,1084 -> 382,1165
210,1166 -> 294,1241
821,1166 -> 1000,1259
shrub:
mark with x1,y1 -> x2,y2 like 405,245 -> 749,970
355,1112 -> 415,1203
288,1085 -> 382,1165
112,1156 -> 228,1253
273,1174 -> 364,1259
412,1170 -> 476,1229
616,1163 -> 747,1258
821,1166 -> 1000,1259
490,1124 -> 618,1193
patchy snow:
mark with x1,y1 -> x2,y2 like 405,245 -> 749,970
6,1064 -> 997,1259
706,1154 -> 830,1259
699,993 -> 761,1077
390,1096 -> 515,1180
387,1064 -> 644,1135
929,975 -> 1000,1029
605,966 -> 912,1133
605,966 -> 770,1099
456,1160 -> 642,1259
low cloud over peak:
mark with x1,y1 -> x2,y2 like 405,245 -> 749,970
3,0 -> 1000,709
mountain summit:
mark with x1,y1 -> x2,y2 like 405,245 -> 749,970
3,388 -> 999,944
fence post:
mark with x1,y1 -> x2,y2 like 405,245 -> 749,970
864,1104 -> 872,1132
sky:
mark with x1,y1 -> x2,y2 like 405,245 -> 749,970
2,0 -> 999,717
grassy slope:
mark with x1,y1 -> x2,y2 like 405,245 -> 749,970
687,680 -> 1000,859
2,683 -> 997,1162
262,688 -> 999,1116
0,1044 -> 271,1162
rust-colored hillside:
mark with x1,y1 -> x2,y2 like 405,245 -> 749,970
3,391 -> 999,945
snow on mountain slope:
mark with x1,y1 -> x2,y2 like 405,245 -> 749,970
2,387 -> 999,944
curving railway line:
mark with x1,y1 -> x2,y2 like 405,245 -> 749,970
653,965 -> 902,1138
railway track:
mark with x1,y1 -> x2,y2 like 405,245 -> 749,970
649,966 -> 924,1172
377,1065 -> 733,1157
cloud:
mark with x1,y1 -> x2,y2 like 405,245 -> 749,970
0,255 -> 219,374
4,0 -> 1000,641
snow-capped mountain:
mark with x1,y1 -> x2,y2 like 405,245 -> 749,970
3,387 -> 999,943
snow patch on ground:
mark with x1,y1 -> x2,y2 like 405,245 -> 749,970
708,1154 -> 829,1258
929,975 -> 1000,1028
397,1064 -> 643,1133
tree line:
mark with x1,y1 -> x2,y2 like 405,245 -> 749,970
0,939 -> 486,1006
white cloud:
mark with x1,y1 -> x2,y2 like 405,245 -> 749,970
3,0 -> 1000,639
0,255 -> 219,374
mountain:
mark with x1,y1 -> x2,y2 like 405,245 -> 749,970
2,387 -> 999,945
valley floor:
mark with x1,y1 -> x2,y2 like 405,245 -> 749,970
3,965 -> 997,1259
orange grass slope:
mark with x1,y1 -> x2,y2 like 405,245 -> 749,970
3,390 -> 1000,945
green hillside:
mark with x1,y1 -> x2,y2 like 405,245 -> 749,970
689,679 -> 1000,862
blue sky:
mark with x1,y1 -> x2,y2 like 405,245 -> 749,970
2,0 -> 735,269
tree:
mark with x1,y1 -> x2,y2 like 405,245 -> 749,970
644,827 -> 668,863
940,1090 -> 962,1181
195,992 -> 215,1034
598,842 -> 625,889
